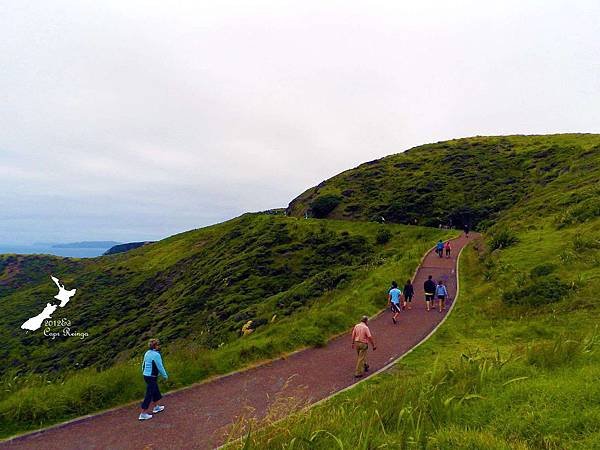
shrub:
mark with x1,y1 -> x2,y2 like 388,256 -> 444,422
502,275 -> 571,306
530,263 -> 556,278
375,228 -> 392,245
488,229 -> 519,251
302,327 -> 327,347
310,195 -> 342,218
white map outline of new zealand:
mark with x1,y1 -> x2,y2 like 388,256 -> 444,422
21,276 -> 77,331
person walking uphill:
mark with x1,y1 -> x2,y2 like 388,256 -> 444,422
403,279 -> 414,310
436,240 -> 444,258
424,275 -> 436,312
445,240 -> 452,258
351,316 -> 376,378
388,281 -> 402,324
139,338 -> 168,421
436,280 -> 449,313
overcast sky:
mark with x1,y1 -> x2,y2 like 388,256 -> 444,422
1,0 -> 599,244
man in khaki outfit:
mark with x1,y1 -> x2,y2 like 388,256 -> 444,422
351,315 -> 376,378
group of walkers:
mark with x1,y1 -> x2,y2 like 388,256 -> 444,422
351,275 -> 449,378
351,237 -> 456,378
387,280 -> 413,324
435,239 -> 452,258
139,234 -> 465,417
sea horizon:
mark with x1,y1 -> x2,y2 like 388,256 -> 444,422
0,243 -> 112,258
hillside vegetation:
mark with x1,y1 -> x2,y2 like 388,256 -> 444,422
0,215 -> 450,437
229,134 -> 600,449
287,134 -> 600,229
1,216 -> 447,375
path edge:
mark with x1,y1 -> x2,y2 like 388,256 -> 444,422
218,235 -> 472,449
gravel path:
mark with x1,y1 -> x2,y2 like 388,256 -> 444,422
2,233 -> 473,450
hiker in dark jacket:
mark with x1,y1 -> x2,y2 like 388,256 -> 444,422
424,275 -> 436,312
403,280 -> 414,310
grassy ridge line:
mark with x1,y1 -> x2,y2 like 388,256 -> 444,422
229,218 -> 600,449
286,134 -> 600,229
0,223 -> 455,440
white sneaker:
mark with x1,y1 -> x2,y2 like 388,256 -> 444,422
152,405 -> 165,414
139,412 -> 153,421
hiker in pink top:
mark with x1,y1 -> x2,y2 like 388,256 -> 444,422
351,316 -> 376,378
445,241 -> 452,258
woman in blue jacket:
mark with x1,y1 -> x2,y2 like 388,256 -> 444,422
435,280 -> 449,313
139,338 -> 168,421
436,240 -> 444,258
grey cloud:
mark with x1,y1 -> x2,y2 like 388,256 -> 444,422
1,0 -> 599,244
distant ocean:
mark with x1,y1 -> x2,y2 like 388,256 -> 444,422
0,244 -> 111,258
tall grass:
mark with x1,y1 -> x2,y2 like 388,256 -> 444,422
225,344 -> 584,449
526,330 -> 598,369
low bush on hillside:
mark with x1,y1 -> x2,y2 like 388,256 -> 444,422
288,135 -> 600,231
502,275 -> 571,306
375,228 -> 392,244
276,269 -> 353,316
530,263 -> 556,278
488,229 -> 519,251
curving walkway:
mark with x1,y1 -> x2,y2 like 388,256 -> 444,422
2,233 -> 474,450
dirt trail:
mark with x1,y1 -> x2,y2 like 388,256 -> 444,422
2,233 -> 474,450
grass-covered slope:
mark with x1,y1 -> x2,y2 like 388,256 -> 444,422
233,135 -> 600,449
0,215 -> 452,438
287,134 -> 600,229
235,234 -> 600,449
0,255 -> 84,298
1,215 -> 447,376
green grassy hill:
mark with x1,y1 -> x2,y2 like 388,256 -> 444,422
2,215 -> 450,375
2,133 -> 599,446
229,134 -> 600,449
237,234 -> 600,449
0,215 -> 450,437
287,134 -> 600,230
